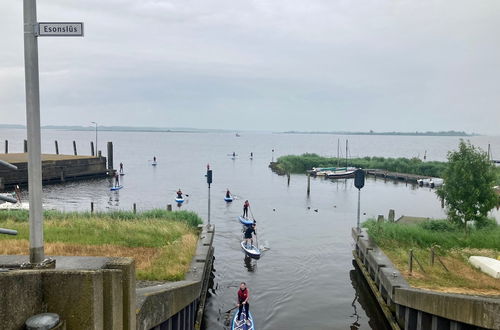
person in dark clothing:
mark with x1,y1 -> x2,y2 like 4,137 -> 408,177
237,282 -> 251,325
243,200 -> 249,218
114,172 -> 120,187
226,189 -> 231,198
244,224 -> 256,248
119,162 -> 124,173
176,189 -> 183,199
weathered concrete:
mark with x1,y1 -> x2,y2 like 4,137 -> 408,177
102,269 -> 124,330
105,257 -> 136,330
0,270 -> 43,330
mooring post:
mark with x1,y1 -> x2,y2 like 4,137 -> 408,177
90,141 -> 94,156
107,141 -> 114,171
73,141 -> 77,155
90,202 -> 94,214
54,140 -> 59,155
4,140 -> 8,153
409,249 -> 413,275
388,209 -> 395,222
24,139 -> 28,153
430,247 -> 435,267
287,173 -> 290,186
167,204 -> 172,211
133,203 -> 137,214
307,173 -> 310,195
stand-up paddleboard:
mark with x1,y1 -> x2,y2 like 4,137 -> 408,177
238,216 -> 254,226
119,173 -> 125,176
175,197 -> 184,203
225,196 -> 233,202
240,241 -> 261,259
152,161 -> 157,166
231,309 -> 255,330
110,185 -> 123,191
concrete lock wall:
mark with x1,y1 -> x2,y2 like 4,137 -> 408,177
352,228 -> 500,330
0,257 -> 135,330
135,224 -> 215,330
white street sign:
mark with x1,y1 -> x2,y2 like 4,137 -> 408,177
38,22 -> 84,37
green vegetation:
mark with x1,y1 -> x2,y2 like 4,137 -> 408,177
363,220 -> 500,294
437,141 -> 498,228
0,209 -> 203,281
274,153 -> 446,177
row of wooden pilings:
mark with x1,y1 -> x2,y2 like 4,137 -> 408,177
3,139 -> 103,157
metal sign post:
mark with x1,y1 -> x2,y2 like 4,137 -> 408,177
206,166 -> 213,226
22,0 -> 83,264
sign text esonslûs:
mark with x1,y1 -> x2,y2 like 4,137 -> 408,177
38,22 -> 84,37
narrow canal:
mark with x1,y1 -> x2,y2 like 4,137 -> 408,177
2,129 -> 499,329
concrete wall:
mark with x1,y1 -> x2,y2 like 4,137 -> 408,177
0,155 -> 107,187
352,228 -> 500,330
0,256 -> 134,330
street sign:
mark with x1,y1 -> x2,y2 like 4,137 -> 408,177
38,22 -> 84,37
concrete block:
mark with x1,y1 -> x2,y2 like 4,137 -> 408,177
42,270 -> 104,330
0,270 -> 43,330
395,287 -> 500,329
102,269 -> 123,330
105,258 -> 136,330
379,267 -> 408,301
469,256 -> 500,279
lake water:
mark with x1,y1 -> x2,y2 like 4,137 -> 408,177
1,129 -> 499,329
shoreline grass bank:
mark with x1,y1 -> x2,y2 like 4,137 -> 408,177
0,209 -> 203,281
363,220 -> 500,296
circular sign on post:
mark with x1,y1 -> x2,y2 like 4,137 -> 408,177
354,169 -> 365,189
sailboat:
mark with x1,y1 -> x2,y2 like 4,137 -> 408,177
325,139 -> 357,179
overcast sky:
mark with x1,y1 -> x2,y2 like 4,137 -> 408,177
1,1 -> 499,133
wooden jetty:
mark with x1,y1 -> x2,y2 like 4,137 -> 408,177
366,169 -> 431,183
0,153 -> 108,190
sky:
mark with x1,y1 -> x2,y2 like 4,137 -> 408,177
1,0 -> 500,134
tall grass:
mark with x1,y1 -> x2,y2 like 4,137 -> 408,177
0,209 -> 204,280
275,153 -> 447,177
363,219 -> 500,250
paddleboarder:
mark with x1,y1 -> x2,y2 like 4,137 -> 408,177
153,156 -> 157,162
177,189 -> 183,199
243,200 -> 250,218
244,223 -> 256,248
226,189 -> 231,198
114,172 -> 120,187
237,282 -> 251,326
119,162 -> 124,173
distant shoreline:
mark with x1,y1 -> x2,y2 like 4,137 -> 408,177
280,130 -> 476,137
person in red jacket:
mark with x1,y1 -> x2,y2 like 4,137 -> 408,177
237,282 -> 250,325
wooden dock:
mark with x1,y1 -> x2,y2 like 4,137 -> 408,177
366,169 -> 431,183
0,153 -> 108,190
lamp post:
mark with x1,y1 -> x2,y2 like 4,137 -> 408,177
91,121 -> 97,156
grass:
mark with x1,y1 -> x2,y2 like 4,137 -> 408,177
363,220 -> 500,296
274,153 -> 448,177
0,209 -> 203,281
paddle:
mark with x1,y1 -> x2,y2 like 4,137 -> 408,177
223,305 -> 239,326
249,207 -> 259,249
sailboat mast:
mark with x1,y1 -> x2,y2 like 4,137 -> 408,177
346,139 -> 348,168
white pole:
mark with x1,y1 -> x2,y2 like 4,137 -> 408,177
208,184 -> 211,226
356,189 -> 361,230
23,0 -> 44,263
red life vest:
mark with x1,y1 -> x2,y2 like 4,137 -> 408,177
238,288 -> 248,302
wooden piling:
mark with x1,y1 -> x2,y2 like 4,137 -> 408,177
73,141 -> 77,155
55,140 -> 59,155
409,249 -> 413,275
167,204 -> 172,211
91,202 -> 94,214
287,173 -> 290,186
90,141 -> 95,156
388,209 -> 395,222
133,203 -> 137,214
430,247 -> 435,266
23,140 -> 28,153
107,142 -> 114,170
307,173 -> 310,195
4,140 -> 8,154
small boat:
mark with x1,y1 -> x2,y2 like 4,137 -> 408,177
110,185 -> 123,191
240,241 -> 261,259
238,216 -> 254,226
175,197 -> 184,204
225,196 -> 233,202
231,309 -> 255,330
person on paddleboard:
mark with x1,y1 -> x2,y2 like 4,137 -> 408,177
226,189 -> 231,198
153,156 -> 157,162
244,223 -> 256,248
114,172 -> 120,187
177,189 -> 183,199
119,162 -> 124,173
243,200 -> 250,218
250,152 -> 253,158
237,282 -> 251,326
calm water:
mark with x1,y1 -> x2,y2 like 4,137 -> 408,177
1,129 -> 499,329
